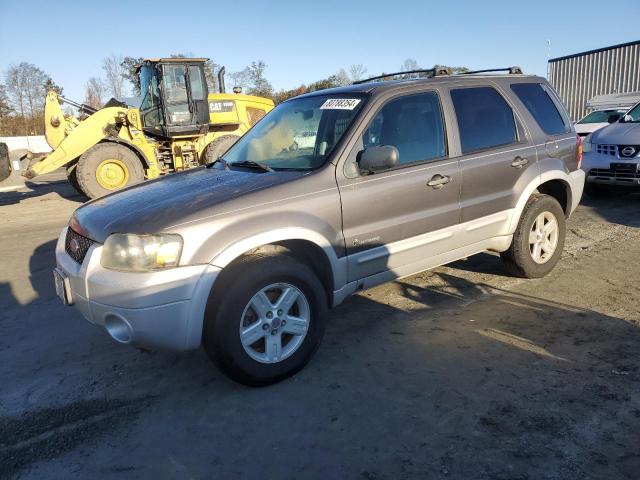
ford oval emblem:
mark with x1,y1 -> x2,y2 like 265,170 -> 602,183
70,238 -> 81,253
621,146 -> 636,157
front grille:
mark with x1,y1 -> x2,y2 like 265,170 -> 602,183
619,145 -> 640,158
65,228 -> 95,264
595,144 -> 617,156
589,166 -> 640,183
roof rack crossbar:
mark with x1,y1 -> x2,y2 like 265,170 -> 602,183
461,66 -> 523,75
353,67 -> 449,85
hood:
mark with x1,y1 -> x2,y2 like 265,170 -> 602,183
71,166 -> 307,242
591,122 -> 640,145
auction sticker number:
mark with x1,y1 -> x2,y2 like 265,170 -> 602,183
320,98 -> 361,110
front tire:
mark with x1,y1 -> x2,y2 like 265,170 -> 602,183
203,135 -> 240,164
501,194 -> 566,278
65,161 -> 85,197
76,143 -> 145,199
203,254 -> 328,386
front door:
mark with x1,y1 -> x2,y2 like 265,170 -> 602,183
337,91 -> 461,282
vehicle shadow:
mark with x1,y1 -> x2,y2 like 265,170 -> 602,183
0,178 -> 85,207
579,190 -> 640,228
4,237 -> 640,479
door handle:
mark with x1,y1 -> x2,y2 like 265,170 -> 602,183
427,174 -> 451,189
511,156 -> 529,168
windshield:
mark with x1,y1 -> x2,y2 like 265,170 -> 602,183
578,110 -> 624,124
223,94 -> 366,170
622,103 -> 640,123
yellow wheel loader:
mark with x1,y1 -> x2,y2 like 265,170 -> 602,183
0,58 -> 273,198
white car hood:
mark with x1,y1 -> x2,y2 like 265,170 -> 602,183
575,122 -> 608,135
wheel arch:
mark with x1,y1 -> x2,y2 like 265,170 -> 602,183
509,170 -> 574,234
206,228 -> 347,306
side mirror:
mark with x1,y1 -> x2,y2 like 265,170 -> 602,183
607,114 -> 620,124
622,114 -> 633,123
358,145 -> 399,173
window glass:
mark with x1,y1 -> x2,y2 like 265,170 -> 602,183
623,103 -> 640,122
578,110 -> 624,124
451,87 -> 517,154
361,92 -> 446,165
224,94 -> 365,170
511,83 -> 567,135
139,65 -> 162,129
163,65 -> 190,124
246,106 -> 266,126
188,66 -> 205,100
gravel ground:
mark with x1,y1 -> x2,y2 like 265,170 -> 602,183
0,173 -> 639,480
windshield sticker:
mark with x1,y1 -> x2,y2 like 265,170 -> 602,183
320,98 -> 361,110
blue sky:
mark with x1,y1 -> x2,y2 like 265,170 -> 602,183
1,0 -> 638,101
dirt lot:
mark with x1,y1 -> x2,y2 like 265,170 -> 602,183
1,173 -> 639,480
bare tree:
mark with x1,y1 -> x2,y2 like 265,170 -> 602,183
121,56 -> 145,95
84,77 -> 106,109
5,62 -> 50,134
401,58 -> 420,71
348,64 -> 367,82
335,68 -> 351,86
0,83 -> 13,118
230,60 -> 273,97
102,54 -> 126,99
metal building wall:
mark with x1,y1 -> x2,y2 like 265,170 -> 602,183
548,41 -> 640,121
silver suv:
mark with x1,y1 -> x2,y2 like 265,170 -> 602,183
54,67 -> 585,385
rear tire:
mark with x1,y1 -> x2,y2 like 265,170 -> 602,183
500,194 -> 566,278
203,135 -> 240,164
76,143 -> 145,199
203,254 -> 328,386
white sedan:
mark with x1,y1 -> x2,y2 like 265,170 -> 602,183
575,109 -> 626,137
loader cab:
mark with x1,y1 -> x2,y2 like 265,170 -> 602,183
138,58 -> 210,138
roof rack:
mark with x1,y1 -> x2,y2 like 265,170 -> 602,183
353,67 -> 449,85
461,66 -> 523,75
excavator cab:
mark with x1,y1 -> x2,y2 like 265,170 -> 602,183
138,58 -> 210,138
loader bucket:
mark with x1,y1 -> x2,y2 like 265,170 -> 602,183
0,143 -> 9,182
0,145 -> 30,191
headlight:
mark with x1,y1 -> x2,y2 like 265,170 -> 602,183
582,133 -> 592,153
101,233 -> 183,272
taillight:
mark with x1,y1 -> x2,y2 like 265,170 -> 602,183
576,134 -> 583,169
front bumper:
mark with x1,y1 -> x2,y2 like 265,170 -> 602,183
55,227 -> 220,351
582,152 -> 640,187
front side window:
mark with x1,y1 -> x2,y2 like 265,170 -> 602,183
139,65 -> 162,129
511,83 -> 567,135
360,92 -> 446,166
163,65 -> 190,124
223,94 -> 365,170
451,87 -> 517,154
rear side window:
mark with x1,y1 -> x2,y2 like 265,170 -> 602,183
451,87 -> 517,154
511,83 -> 567,135
362,91 -> 446,165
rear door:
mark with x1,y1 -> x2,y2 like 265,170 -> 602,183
509,81 -> 576,171
447,84 -> 538,231
337,89 -> 461,282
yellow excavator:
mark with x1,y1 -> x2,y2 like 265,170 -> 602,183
0,58 -> 273,198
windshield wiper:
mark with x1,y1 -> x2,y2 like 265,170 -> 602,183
228,160 -> 274,173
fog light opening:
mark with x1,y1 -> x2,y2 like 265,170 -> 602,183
104,314 -> 133,344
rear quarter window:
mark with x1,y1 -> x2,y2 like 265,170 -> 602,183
510,83 -> 567,135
